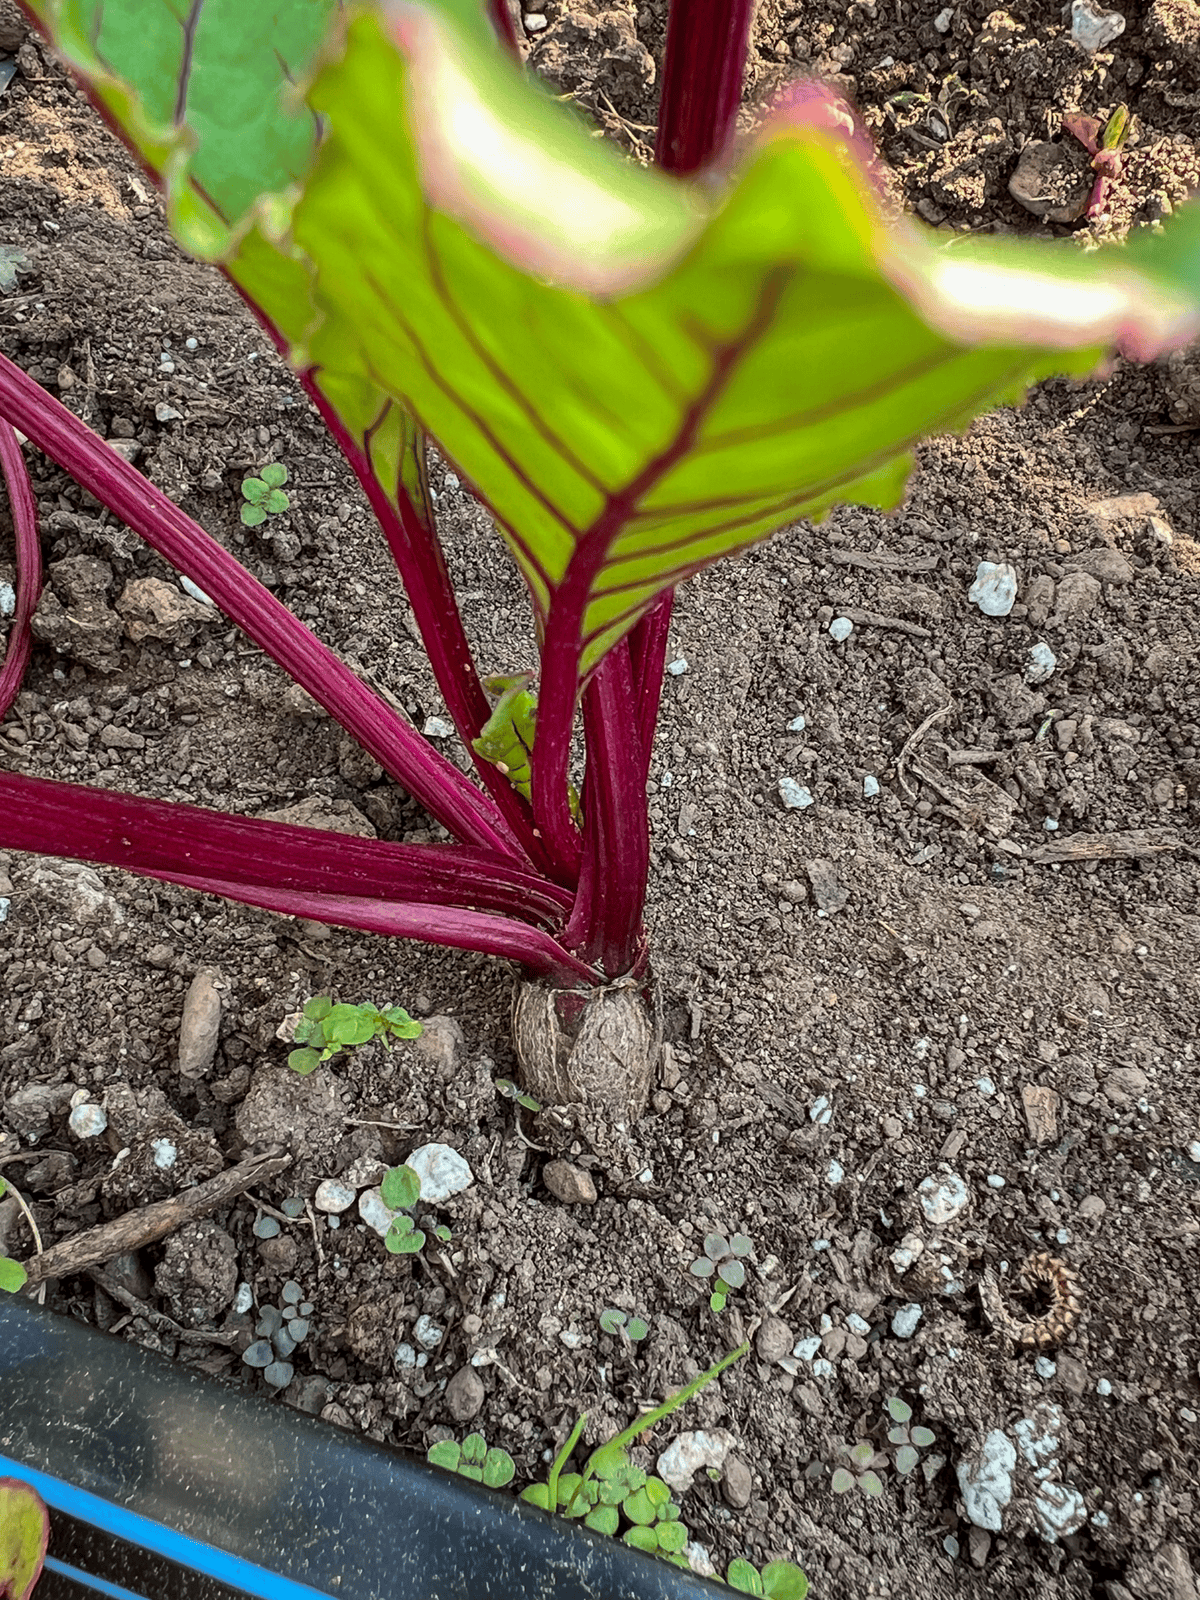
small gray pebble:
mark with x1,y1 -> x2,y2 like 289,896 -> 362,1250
253,1215 -> 281,1240
444,1365 -> 485,1423
263,1361 -> 294,1390
243,1340 -> 273,1369
281,1280 -> 303,1304
721,1455 -> 753,1510
755,1316 -> 794,1365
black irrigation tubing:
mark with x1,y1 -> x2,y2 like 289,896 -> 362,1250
0,1296 -> 729,1600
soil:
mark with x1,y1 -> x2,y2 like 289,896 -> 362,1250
1,1 -> 1198,1597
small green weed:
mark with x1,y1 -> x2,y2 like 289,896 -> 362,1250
830,1441 -> 886,1499
379,1164 -> 450,1256
495,1076 -> 541,1112
0,1178 -> 29,1293
599,1308 -> 649,1341
884,1397 -> 936,1477
287,995 -> 423,1076
240,462 -> 290,527
726,1559 -> 809,1598
428,1433 -> 515,1488
689,1230 -> 752,1312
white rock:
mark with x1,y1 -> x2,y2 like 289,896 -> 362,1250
957,1430 -> 1016,1531
1069,0 -> 1125,50
891,1232 -> 925,1273
686,1544 -> 717,1578
1096,1378 -> 1112,1396
314,1179 -> 357,1215
863,774 -> 880,798
892,1302 -> 922,1339
423,716 -> 455,738
1189,1140 -> 1200,1163
793,1335 -> 822,1360
987,1174 -> 1006,1189
68,1103 -> 108,1139
829,616 -> 853,642
809,1095 -> 832,1126
234,1282 -> 253,1314
787,714 -> 806,732
778,777 -> 813,810
666,657 -> 689,676
847,1313 -> 871,1335
1035,1356 -> 1057,1379
394,1342 -> 418,1369
918,1171 -> 970,1225
827,1159 -> 844,1185
1034,1481 -> 1087,1543
934,5 -> 954,28
406,1143 -> 473,1204
0,581 -> 14,617
968,561 -> 1017,617
180,576 -> 214,607
1025,641 -> 1057,684
151,1138 -> 177,1170
656,1430 -> 737,1494
0,898 -> 9,924
413,1314 -> 443,1349
358,1187 -> 400,1237
523,11 -> 548,29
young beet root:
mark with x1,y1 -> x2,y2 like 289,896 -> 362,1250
1,0 -> 1197,1126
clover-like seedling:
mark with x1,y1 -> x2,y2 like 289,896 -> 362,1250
727,1558 -> 809,1599
688,1230 -> 752,1312
287,995 -> 423,1075
428,1432 -> 516,1488
557,1460 -> 688,1557
599,1308 -> 650,1342
885,1396 -> 936,1476
0,1178 -> 29,1293
831,1440 -> 886,1498
240,461 -> 290,526
495,1076 -> 542,1113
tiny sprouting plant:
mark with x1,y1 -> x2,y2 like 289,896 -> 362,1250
726,1558 -> 809,1599
689,1231 -> 752,1313
0,1179 -> 29,1294
287,995 -> 423,1076
884,1397 -> 936,1477
831,1440 -> 887,1499
428,1433 -> 516,1488
239,462 -> 290,527
379,1164 -> 450,1255
495,1077 -> 542,1113
0,1476 -> 49,1600
599,1308 -> 650,1342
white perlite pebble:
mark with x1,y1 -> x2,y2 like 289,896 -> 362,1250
890,1233 -> 925,1273
934,5 -> 954,28
68,1103 -> 108,1139
358,1187 -> 400,1237
0,898 -> 10,925
829,616 -> 853,642
847,1313 -> 871,1335
778,777 -> 813,810
1189,1141 -> 1200,1163
793,1335 -> 822,1361
523,11 -> 548,28
0,581 -> 15,617
917,1171 -> 970,1225
423,716 -> 455,738
863,774 -> 880,798
827,1159 -> 844,1185
234,1283 -> 253,1315
656,1430 -> 737,1494
666,657 -> 689,675
406,1142 -> 473,1204
179,576 -> 214,607
787,714 -> 806,732
1025,641 -> 1057,684
957,1430 -> 1016,1531
315,1180 -> 357,1215
151,1138 -> 177,1170
968,561 -> 1017,617
892,1303 -> 922,1339
1069,0 -> 1125,50
413,1314 -> 444,1349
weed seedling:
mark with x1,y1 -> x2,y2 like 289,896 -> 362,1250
0,1178 -> 30,1293
689,1231 -> 752,1312
885,1396 -> 936,1477
726,1558 -> 809,1598
287,995 -> 423,1076
428,1432 -> 516,1488
599,1308 -> 650,1342
831,1440 -> 887,1499
379,1164 -> 450,1255
240,462 -> 290,527
495,1077 -> 541,1113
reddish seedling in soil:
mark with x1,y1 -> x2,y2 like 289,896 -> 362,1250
1,0 -> 1196,1120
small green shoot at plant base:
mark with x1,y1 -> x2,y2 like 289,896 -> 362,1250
599,1308 -> 649,1341
378,1164 -> 449,1255
727,1559 -> 809,1598
689,1231 -> 752,1312
287,995 -> 423,1075
885,1396 -> 936,1477
428,1433 -> 515,1488
0,1179 -> 29,1293
240,462 -> 290,527
495,1077 -> 541,1113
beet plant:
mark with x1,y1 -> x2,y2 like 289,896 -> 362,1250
0,0 -> 1197,1124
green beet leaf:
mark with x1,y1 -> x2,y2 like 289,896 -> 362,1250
27,0 -> 1199,716
0,1478 -> 49,1600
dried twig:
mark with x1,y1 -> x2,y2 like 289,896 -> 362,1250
21,1147 -> 291,1286
896,704 -> 951,802
87,1267 -> 242,1346
3,1172 -> 45,1305
1027,829 -> 1182,865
